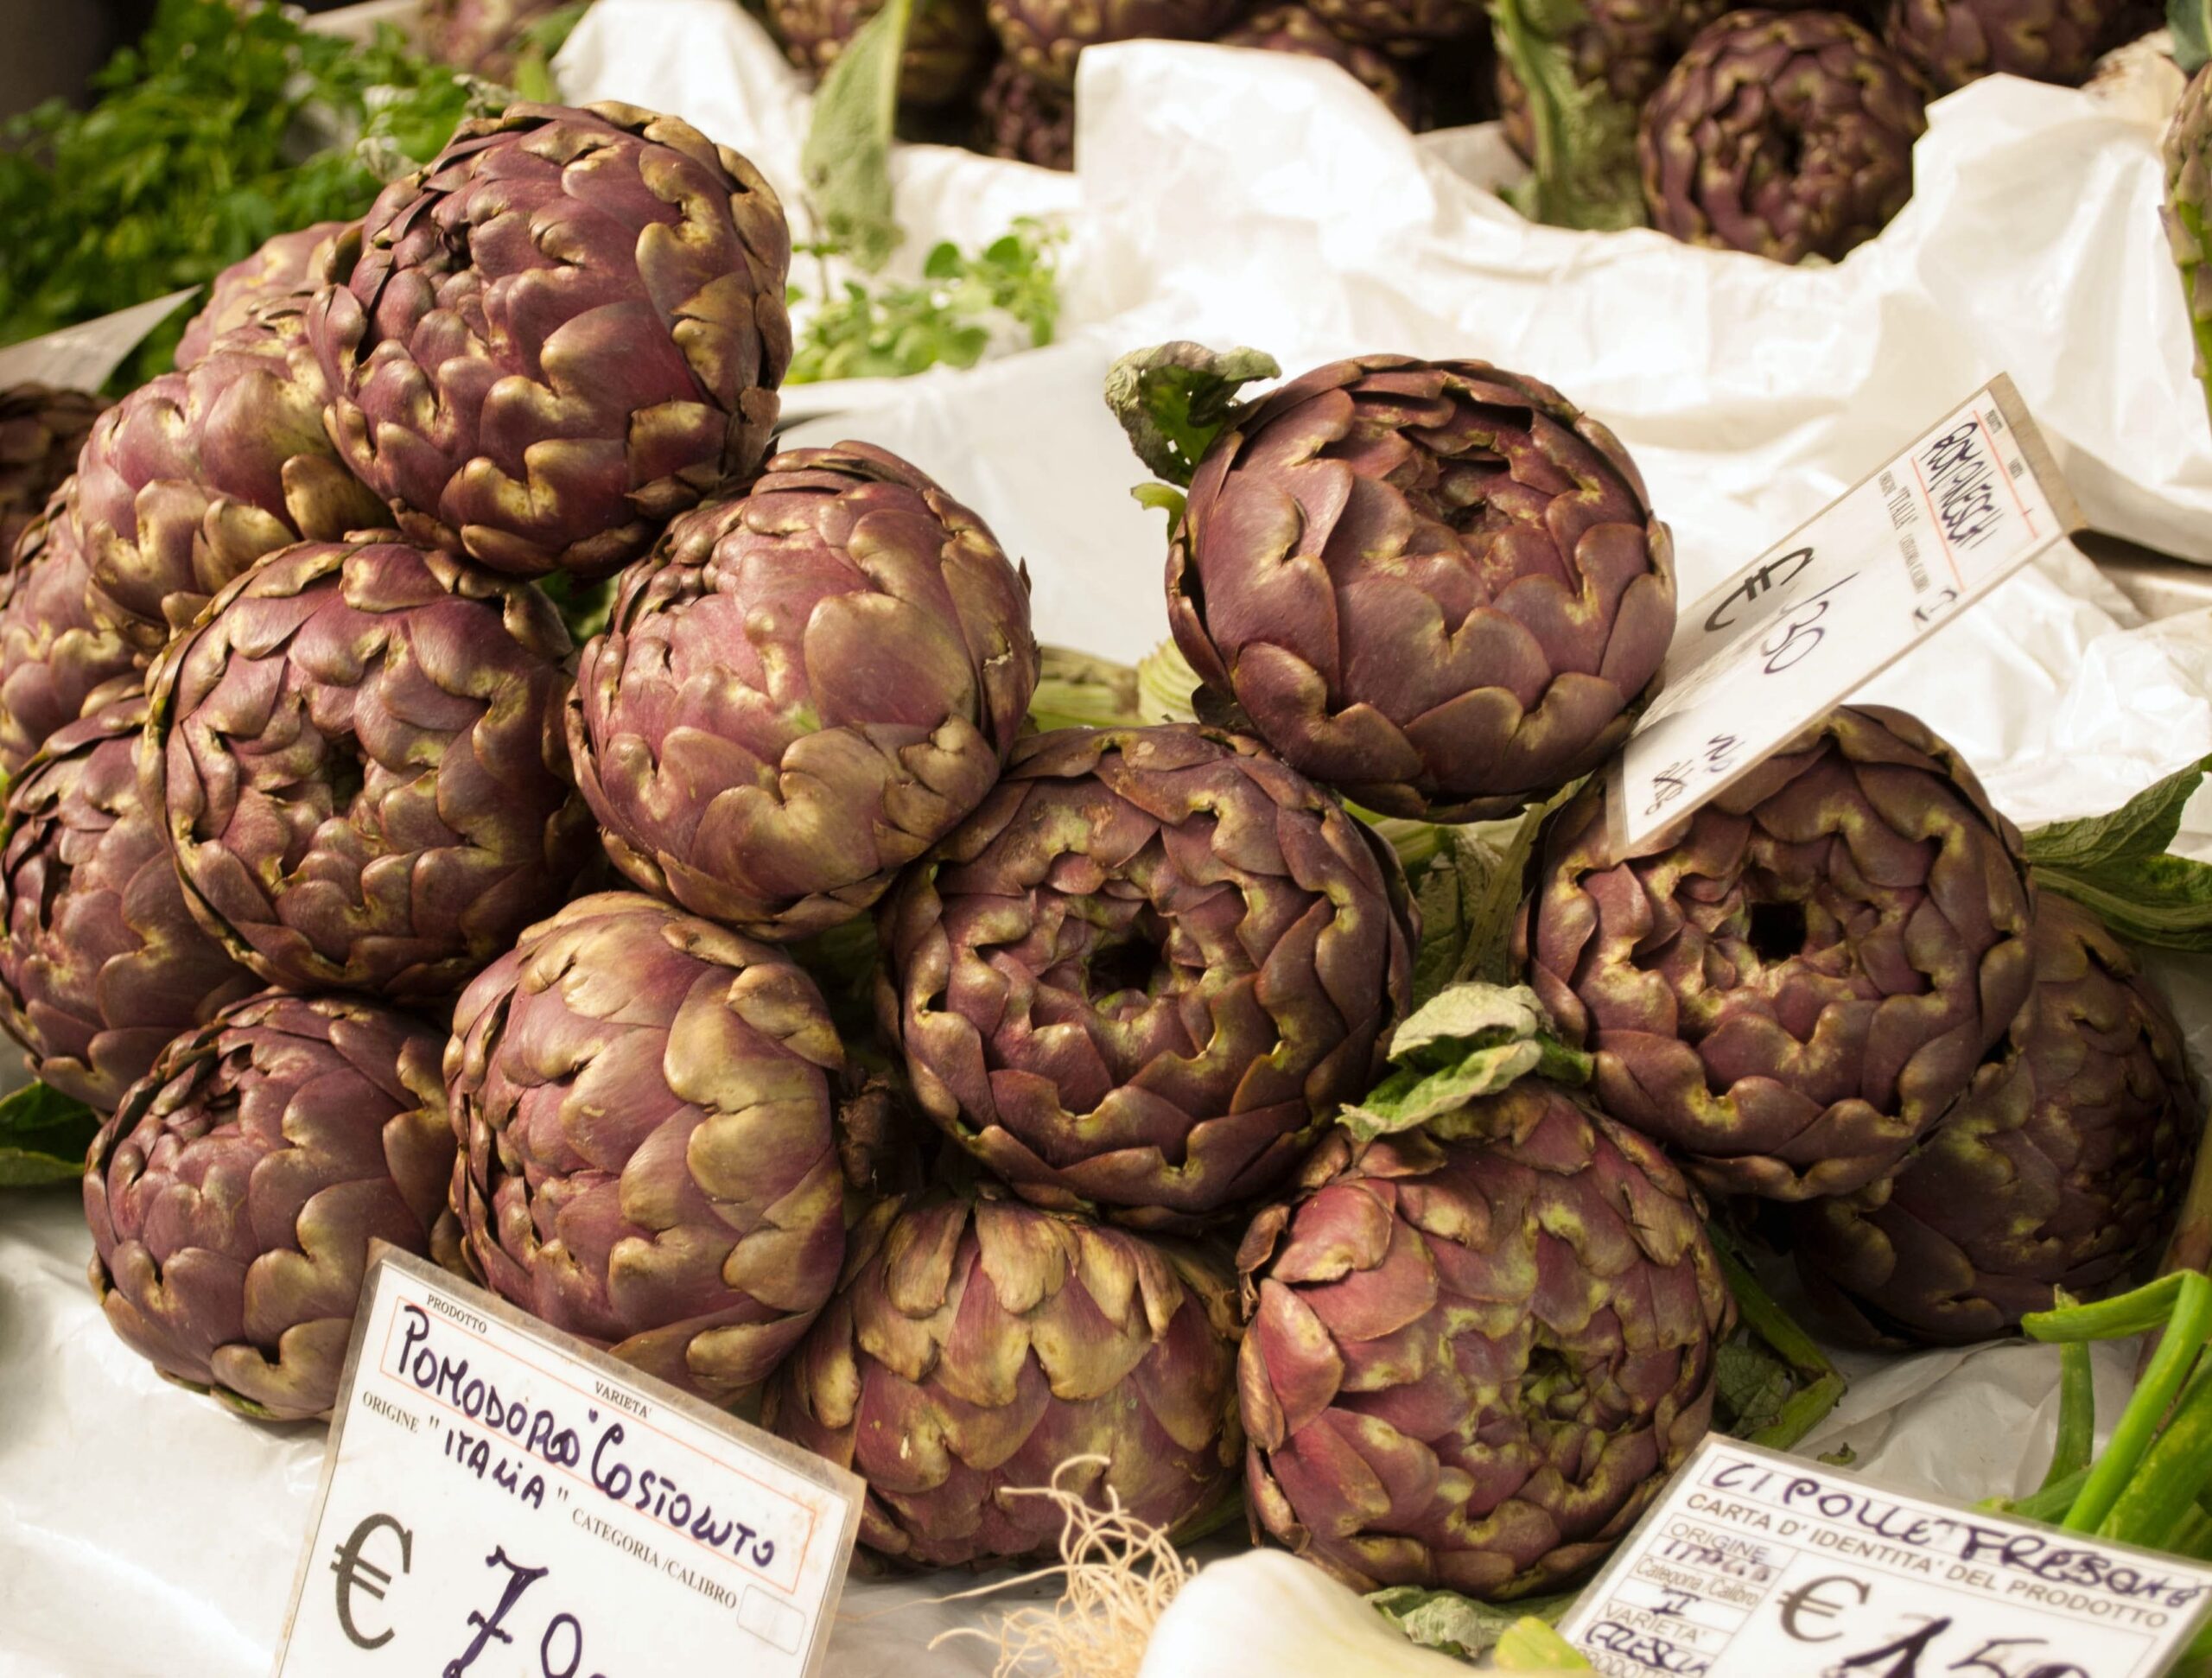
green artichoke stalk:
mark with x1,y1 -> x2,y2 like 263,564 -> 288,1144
1239,1080 -> 1733,1599
145,537 -> 593,1002
1638,9 -> 1926,264
987,0 -> 1248,88
1519,705 -> 2036,1201
766,1191 -> 1243,1566
1886,0 -> 2120,93
73,295 -> 386,652
173,221 -> 350,370
85,990 -> 456,1422
308,101 -> 793,579
1163,355 -> 1675,822
569,442 -> 1039,940
879,723 -> 1416,1228
0,487 -> 144,778
2165,50 -> 2212,434
976,60 -> 1077,169
1218,5 -> 1425,125
0,385 -> 107,562
447,892 -> 849,1407
0,691 -> 258,1114
1793,893 -> 2197,1344
771,0 -> 993,105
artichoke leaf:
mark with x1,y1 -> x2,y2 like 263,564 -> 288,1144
1104,341 -> 1282,487
0,1081 -> 99,1189
800,0 -> 910,271
2024,754 -> 2212,950
1489,0 -> 1648,232
1365,1585 -> 1583,1662
1338,982 -> 1592,1142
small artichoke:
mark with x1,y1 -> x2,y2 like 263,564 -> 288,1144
0,692 -> 257,1113
421,0 -> 579,78
1166,356 -> 1675,822
988,0 -> 1248,88
145,537 -> 591,1002
1793,894 -> 2196,1344
84,991 -> 454,1421
0,385 -> 108,560
447,892 -> 847,1406
772,0 -> 991,105
977,60 -> 1077,169
1219,5 -> 1424,125
1521,705 -> 2036,1201
309,101 -> 792,579
570,442 -> 1038,940
0,489 -> 144,778
879,723 -> 1415,1227
1639,10 -> 1926,264
73,297 -> 386,651
1239,1082 -> 1732,1598
174,221 -> 350,370
766,1192 -> 1242,1566
1886,0 -> 2117,92
1303,0 -> 1484,49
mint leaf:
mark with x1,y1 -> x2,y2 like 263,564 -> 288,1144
0,1081 -> 99,1188
2024,757 -> 2212,950
1103,342 -> 1281,487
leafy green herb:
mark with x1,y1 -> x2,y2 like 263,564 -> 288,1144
786,219 -> 1065,384
2024,755 -> 2212,950
0,0 -> 486,391
0,1082 -> 100,1189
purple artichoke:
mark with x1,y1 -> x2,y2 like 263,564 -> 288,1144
1793,894 -> 2196,1344
987,0 -> 1249,89
1521,705 -> 2036,1201
174,221 -> 351,370
1239,1081 -> 1732,1598
1886,0 -> 2119,93
766,1192 -> 1242,1565
569,442 -> 1039,940
84,991 -> 454,1421
1166,356 -> 1675,823
1639,10 -> 1927,264
0,489 -> 145,778
446,892 -> 847,1407
879,723 -> 1415,1228
421,0 -> 578,78
1303,0 -> 1483,49
1219,5 -> 1424,125
771,0 -> 992,105
977,60 -> 1077,169
144,537 -> 591,1003
308,101 -> 793,579
73,296 -> 386,652
0,692 -> 258,1114
0,385 -> 108,561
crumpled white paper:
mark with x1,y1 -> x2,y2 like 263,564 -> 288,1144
6,11 -> 2212,1675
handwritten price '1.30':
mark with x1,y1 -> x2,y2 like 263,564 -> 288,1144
1757,575 -> 1856,675
1918,422 -> 2003,551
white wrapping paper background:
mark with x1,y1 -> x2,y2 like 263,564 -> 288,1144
7,10 -> 2212,1674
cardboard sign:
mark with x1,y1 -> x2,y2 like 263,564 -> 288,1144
1557,1437 -> 2212,1678
271,1249 -> 862,1678
1609,375 -> 2082,855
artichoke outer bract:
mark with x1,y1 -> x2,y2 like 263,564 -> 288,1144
145,537 -> 592,1004
173,221 -> 351,370
1637,10 -> 1926,264
977,60 -> 1077,169
0,487 -> 145,778
765,1191 -> 1243,1566
1219,5 -> 1425,125
569,442 -> 1039,940
0,691 -> 258,1113
1238,1081 -> 1732,1599
84,990 -> 455,1422
1886,0 -> 2115,94
308,101 -> 794,580
1166,355 -> 1675,823
1792,894 -> 2197,1344
446,892 -> 848,1407
772,0 -> 992,105
986,0 -> 1247,89
1520,704 -> 2036,1201
73,296 -> 387,652
0,385 -> 108,562
879,722 -> 1416,1228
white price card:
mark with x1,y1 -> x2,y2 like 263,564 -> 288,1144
271,1248 -> 862,1678
0,289 -> 199,391
1608,375 -> 2082,855
1557,1437 -> 2212,1678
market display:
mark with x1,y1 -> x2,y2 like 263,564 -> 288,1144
1,0 -> 2209,1671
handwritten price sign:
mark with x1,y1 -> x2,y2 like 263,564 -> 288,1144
1607,375 -> 2082,855
1559,1439 -> 2212,1678
270,1249 -> 861,1678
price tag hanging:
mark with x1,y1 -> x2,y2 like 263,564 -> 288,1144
270,1248 -> 862,1678
1607,374 -> 2083,856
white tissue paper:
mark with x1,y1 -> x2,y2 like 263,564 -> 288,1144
4,7 -> 2212,1673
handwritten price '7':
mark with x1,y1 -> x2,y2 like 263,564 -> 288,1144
1758,575 -> 1857,674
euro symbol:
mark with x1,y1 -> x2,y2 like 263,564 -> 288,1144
331,1512 -> 413,1650
1779,1574 -> 1867,1643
